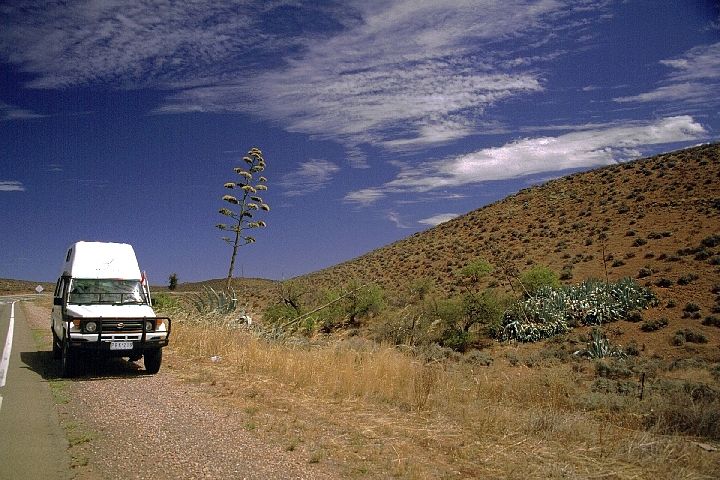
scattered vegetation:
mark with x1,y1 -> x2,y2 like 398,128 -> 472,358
142,143 -> 720,476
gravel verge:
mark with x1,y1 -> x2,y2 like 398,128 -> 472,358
59,355 -> 342,480
22,300 -> 340,480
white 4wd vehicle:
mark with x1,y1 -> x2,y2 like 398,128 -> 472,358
51,241 -> 171,377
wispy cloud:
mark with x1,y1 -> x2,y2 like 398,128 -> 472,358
418,213 -> 459,227
0,101 -> 46,121
345,116 -> 707,204
150,1 -> 609,156
614,42 -> 720,105
279,159 -> 340,197
0,1 -> 267,89
0,1 -> 615,164
0,181 -> 26,192
386,211 -> 411,229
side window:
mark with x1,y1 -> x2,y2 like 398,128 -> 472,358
54,277 -> 69,300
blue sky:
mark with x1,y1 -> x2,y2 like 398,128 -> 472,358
1,1 -> 719,284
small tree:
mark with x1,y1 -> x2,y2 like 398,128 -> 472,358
458,259 -> 493,290
216,147 -> 269,290
519,265 -> 560,296
168,273 -> 178,291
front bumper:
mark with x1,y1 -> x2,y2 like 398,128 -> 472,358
64,316 -> 171,354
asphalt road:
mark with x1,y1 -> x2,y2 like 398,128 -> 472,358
0,298 -> 70,480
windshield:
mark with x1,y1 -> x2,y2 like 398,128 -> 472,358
68,279 -> 148,305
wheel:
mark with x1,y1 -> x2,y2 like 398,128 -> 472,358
52,329 -> 61,360
144,349 -> 162,374
60,333 -> 75,378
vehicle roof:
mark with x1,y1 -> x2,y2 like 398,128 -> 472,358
62,241 -> 142,279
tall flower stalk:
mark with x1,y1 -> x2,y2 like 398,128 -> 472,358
216,147 -> 269,290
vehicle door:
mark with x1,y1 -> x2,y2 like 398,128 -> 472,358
51,276 -> 69,336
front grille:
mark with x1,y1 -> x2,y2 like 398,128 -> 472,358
101,320 -> 144,332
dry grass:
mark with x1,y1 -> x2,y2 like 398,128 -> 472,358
168,318 -> 720,478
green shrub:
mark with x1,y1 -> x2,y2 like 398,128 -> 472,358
263,303 -> 301,325
677,274 -> 699,285
519,265 -> 560,295
683,303 -> 701,313
701,315 -> 720,328
462,290 -> 507,334
625,341 -> 641,356
673,329 -> 708,345
701,234 -> 720,248
595,358 -> 632,379
151,293 -> 180,311
637,267 -> 653,278
458,259 -> 493,285
641,318 -> 668,332
413,288 -> 512,351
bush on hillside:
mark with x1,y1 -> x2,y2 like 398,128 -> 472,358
519,265 -> 561,296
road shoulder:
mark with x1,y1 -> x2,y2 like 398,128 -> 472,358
0,300 -> 71,480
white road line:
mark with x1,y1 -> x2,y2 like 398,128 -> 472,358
0,302 -> 16,388
0,302 -> 16,413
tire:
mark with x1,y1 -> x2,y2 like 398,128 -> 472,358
144,348 -> 162,374
60,334 -> 74,378
52,329 -> 61,360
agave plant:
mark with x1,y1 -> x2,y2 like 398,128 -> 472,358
189,285 -> 238,314
501,278 -> 656,342
217,147 -> 270,290
575,328 -> 626,358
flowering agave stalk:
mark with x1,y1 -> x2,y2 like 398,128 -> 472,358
216,147 -> 270,290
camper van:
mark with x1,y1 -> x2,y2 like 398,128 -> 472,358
51,241 -> 171,377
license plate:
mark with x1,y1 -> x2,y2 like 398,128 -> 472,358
110,341 -> 133,350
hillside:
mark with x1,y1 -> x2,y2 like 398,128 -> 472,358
302,143 -> 718,297
279,143 -> 719,357
0,279 -> 54,295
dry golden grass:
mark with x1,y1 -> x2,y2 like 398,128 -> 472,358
168,318 -> 720,479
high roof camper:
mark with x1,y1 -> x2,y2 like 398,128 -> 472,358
51,241 -> 171,377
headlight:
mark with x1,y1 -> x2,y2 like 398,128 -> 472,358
145,320 -> 154,331
85,321 -> 98,333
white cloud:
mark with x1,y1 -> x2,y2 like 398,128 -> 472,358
418,213 -> 460,226
614,42 -> 720,105
280,159 -> 340,197
150,1 -> 608,155
614,83 -> 716,104
0,1 -> 614,159
343,188 -> 386,206
0,181 -> 26,192
345,115 -> 707,204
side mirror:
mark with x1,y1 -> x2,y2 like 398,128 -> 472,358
53,297 -> 63,306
